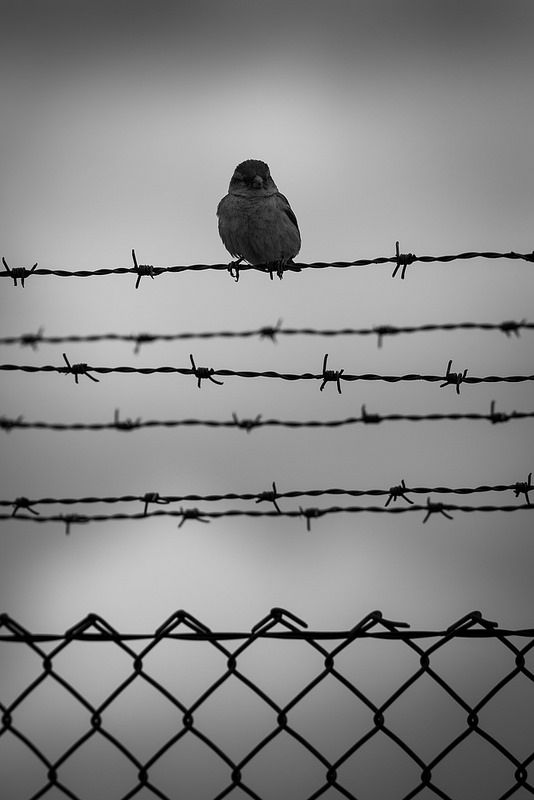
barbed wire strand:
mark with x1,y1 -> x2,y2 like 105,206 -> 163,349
2,360 -> 534,391
1,246 -> 533,285
0,319 -> 531,350
3,479 -> 532,511
1,402 -> 531,433
2,503 -> 533,535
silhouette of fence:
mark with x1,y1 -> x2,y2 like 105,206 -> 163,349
1,608 -> 533,800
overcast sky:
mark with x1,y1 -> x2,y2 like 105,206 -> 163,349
1,0 -> 533,632
2,2 -> 534,797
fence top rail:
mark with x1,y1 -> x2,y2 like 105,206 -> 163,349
1,609 -> 533,643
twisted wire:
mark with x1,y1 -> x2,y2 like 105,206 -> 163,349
0,319 -> 531,349
3,503 -> 532,526
2,362 -> 534,385
1,482 -> 529,508
1,249 -> 533,281
1,405 -> 531,432
1,610 -> 533,642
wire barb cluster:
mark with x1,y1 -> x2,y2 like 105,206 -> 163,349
514,473 -> 532,505
320,353 -> 344,393
61,353 -> 99,384
131,248 -> 160,288
2,257 -> 38,287
1,609 -> 533,800
392,240 -> 417,279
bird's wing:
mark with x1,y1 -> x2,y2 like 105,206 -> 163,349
276,193 -> 300,233
216,194 -> 242,258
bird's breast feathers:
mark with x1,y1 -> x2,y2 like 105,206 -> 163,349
217,192 -> 301,265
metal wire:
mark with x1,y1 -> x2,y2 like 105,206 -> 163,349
1,480 -> 530,509
1,609 -> 533,800
1,403 -> 531,433
2,502 -> 533,534
2,361 -> 534,389
0,318 -> 531,350
1,246 -> 533,284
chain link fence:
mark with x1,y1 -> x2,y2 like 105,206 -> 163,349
1,608 -> 533,799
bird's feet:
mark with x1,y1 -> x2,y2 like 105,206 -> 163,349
265,259 -> 301,280
227,258 -> 243,282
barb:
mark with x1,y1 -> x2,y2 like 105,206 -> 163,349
374,324 -> 397,348
177,507 -> 211,527
1,319 -> 532,348
11,497 -> 40,517
17,327 -> 45,350
113,408 -> 142,430
514,473 -> 532,506
392,240 -> 416,279
1,247 -> 531,280
500,318 -> 527,338
2,360 -> 533,388
1,402 -> 531,433
440,359 -> 468,394
422,498 -> 455,523
62,514 -> 90,536
2,257 -> 38,287
142,492 -> 170,516
133,332 -> 156,353
360,403 -> 382,424
320,353 -> 344,393
189,353 -> 224,388
255,481 -> 282,513
131,248 -> 162,288
231,412 -> 263,432
259,318 -> 283,342
385,479 -> 414,507
61,353 -> 100,384
299,506 -> 325,531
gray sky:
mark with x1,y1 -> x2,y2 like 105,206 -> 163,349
1,0 -> 533,630
2,2 -> 534,797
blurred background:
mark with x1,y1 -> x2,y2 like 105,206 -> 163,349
1,1 -> 533,797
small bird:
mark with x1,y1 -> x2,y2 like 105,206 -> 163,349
217,159 -> 301,275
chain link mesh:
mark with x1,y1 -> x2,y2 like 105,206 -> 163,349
1,609 -> 533,799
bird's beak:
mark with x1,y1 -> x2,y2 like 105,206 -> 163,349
252,175 -> 264,189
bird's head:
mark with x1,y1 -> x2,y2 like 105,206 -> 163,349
228,159 -> 278,196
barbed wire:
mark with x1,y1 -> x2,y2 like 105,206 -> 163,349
2,354 -> 534,393
2,245 -> 533,286
3,476 -> 533,514
0,318 -> 531,351
1,401 -> 531,434
1,609 -> 533,800
2,501 -> 533,533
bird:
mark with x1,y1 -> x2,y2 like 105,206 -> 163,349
217,159 -> 301,276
